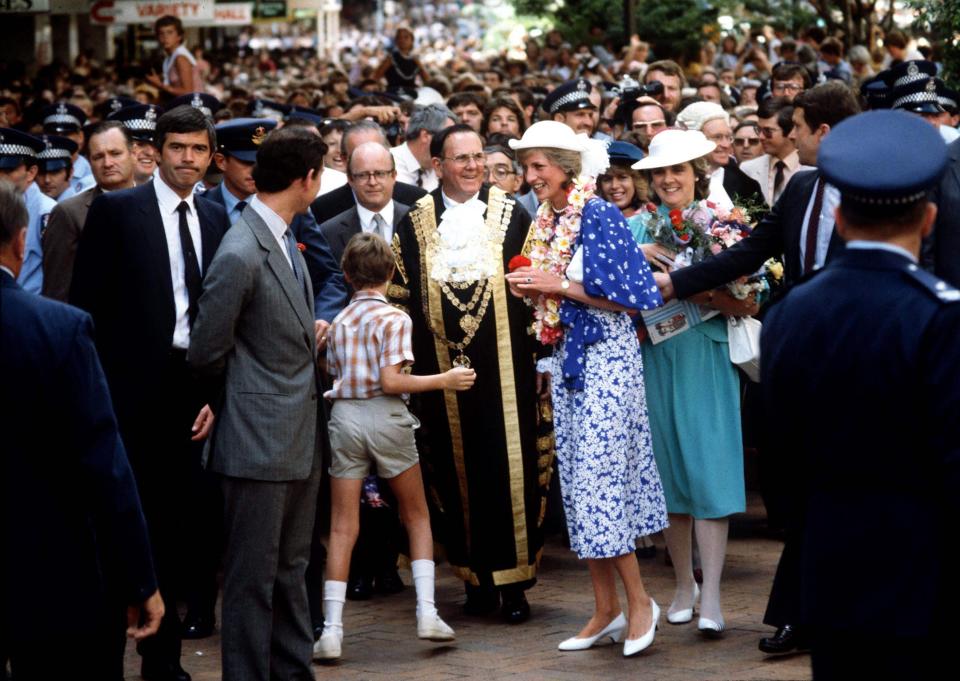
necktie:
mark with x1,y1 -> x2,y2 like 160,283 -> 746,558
235,199 -> 247,216
773,160 -> 786,199
415,168 -> 424,188
176,201 -> 202,327
372,213 -> 386,237
803,178 -> 826,274
284,228 -> 307,298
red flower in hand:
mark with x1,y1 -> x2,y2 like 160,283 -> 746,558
669,209 -> 682,226
296,242 -> 306,252
508,254 -> 532,272
645,202 -> 658,213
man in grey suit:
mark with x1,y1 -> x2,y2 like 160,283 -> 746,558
41,121 -> 136,301
188,126 -> 326,681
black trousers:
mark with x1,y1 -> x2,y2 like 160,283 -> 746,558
812,632 -> 938,680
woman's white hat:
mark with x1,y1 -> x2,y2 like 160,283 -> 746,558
509,120 -> 610,177
631,129 -> 716,170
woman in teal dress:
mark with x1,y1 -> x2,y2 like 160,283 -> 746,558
629,129 -> 757,636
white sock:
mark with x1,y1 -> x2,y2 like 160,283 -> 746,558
323,579 -> 347,629
411,559 -> 438,619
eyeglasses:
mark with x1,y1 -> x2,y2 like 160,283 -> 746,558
772,82 -> 804,94
633,120 -> 666,131
442,152 -> 486,166
706,133 -> 734,143
759,126 -> 781,138
733,137 -> 761,147
486,164 -> 516,180
350,170 -> 394,182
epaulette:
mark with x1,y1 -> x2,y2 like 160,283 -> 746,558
904,262 -> 960,303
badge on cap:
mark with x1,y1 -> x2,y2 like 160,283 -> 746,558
577,78 -> 588,91
110,100 -> 124,113
192,93 -> 203,109
145,108 -> 157,123
908,62 -> 919,77
57,103 -> 68,116
927,78 -> 936,93
252,126 -> 267,146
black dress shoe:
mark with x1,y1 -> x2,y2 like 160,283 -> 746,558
181,612 -> 215,639
499,588 -> 530,624
463,582 -> 499,615
141,660 -> 192,681
758,624 -> 810,655
346,574 -> 374,600
374,569 -> 405,595
313,624 -> 324,642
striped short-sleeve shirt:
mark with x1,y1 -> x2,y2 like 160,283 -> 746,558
324,290 -> 415,400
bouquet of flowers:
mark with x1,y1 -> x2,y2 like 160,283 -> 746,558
645,200 -> 783,303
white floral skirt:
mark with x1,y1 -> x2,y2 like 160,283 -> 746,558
551,310 -> 669,559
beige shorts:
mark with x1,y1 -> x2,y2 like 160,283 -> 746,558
328,396 -> 421,480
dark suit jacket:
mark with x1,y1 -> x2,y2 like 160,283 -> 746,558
722,159 -> 765,208
1,271 -> 156,651
69,182 -> 230,429
202,183 -> 348,322
761,249 -> 960,636
927,138 -> 960,287
319,200 -> 412,264
672,169 -> 845,299
310,179 -> 426,226
41,184 -> 103,302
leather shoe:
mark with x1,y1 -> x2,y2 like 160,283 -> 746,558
374,569 -> 405,595
141,660 -> 191,681
500,588 -> 530,624
758,624 -> 810,655
346,574 -> 373,601
181,612 -> 215,639
463,583 -> 499,615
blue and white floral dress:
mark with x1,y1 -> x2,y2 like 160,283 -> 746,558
547,198 -> 669,559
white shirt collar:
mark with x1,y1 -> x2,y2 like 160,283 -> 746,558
0,265 -> 15,279
154,172 -> 196,216
356,199 -> 395,232
846,240 -> 917,263
441,189 -> 481,210
249,195 -> 289,242
394,142 -> 421,171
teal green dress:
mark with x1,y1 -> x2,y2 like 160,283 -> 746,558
627,210 -> 746,519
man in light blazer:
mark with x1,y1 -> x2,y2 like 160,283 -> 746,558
188,126 -> 325,681
42,121 -> 136,301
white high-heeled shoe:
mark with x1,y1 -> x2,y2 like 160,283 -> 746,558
312,623 -> 343,660
698,615 -> 725,638
667,583 -> 700,624
623,599 -> 659,657
557,612 -> 627,651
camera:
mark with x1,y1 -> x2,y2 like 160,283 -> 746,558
616,75 -> 664,104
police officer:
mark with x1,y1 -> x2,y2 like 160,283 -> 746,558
108,103 -> 163,185
541,78 -> 598,136
41,102 -> 95,193
0,128 -> 55,294
167,92 -> 222,120
761,110 -> 960,679
36,134 -> 79,202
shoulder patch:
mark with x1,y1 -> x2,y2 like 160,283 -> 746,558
903,263 -> 960,303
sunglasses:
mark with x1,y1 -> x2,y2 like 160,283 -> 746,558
733,138 -> 761,147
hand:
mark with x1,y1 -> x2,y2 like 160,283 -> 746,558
364,105 -> 401,124
641,243 -> 676,272
144,71 -> 162,88
653,271 -> 675,301
191,404 -> 214,441
710,290 -> 760,317
314,320 -> 330,352
505,266 -> 563,296
602,96 -> 620,121
536,371 -> 551,398
127,589 -> 164,641
443,367 -> 476,391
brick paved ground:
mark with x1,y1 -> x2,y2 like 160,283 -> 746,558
125,493 -> 811,680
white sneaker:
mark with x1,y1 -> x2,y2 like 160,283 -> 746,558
417,612 -> 456,641
312,624 -> 343,660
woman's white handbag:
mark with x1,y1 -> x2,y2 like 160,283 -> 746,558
727,316 -> 762,382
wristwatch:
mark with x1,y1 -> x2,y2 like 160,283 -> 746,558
560,278 -> 571,292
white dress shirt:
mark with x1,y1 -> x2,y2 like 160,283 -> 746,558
249,195 -> 294,270
798,177 -> 841,273
153,173 -> 203,350
356,199 -> 396,242
740,151 -> 812,206
317,166 -> 348,197
707,167 -> 734,211
846,240 -> 917,263
391,143 -> 438,191
441,190 -> 480,210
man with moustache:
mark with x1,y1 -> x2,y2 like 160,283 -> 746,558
70,105 -> 230,681
42,121 -> 136,302
35,135 -> 78,202
397,124 -> 547,623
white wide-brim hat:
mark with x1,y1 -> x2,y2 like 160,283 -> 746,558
631,129 -> 717,171
509,120 -> 610,177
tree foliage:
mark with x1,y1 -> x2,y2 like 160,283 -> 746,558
631,0 -> 718,62
511,0 -> 625,44
910,0 -> 960,88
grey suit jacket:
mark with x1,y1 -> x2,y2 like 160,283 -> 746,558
188,206 -> 319,482
41,185 -> 103,302
319,199 -> 411,264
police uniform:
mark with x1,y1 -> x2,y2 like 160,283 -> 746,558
36,134 -> 79,202
285,106 -> 325,128
166,92 -> 222,119
207,117 -> 276,224
1,128 -> 55,294
108,103 -> 163,146
247,98 -> 290,122
760,110 -> 960,679
41,102 -> 95,194
541,77 -> 596,118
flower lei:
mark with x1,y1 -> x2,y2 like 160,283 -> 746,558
526,177 -> 595,345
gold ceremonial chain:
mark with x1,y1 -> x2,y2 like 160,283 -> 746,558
439,277 -> 486,313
